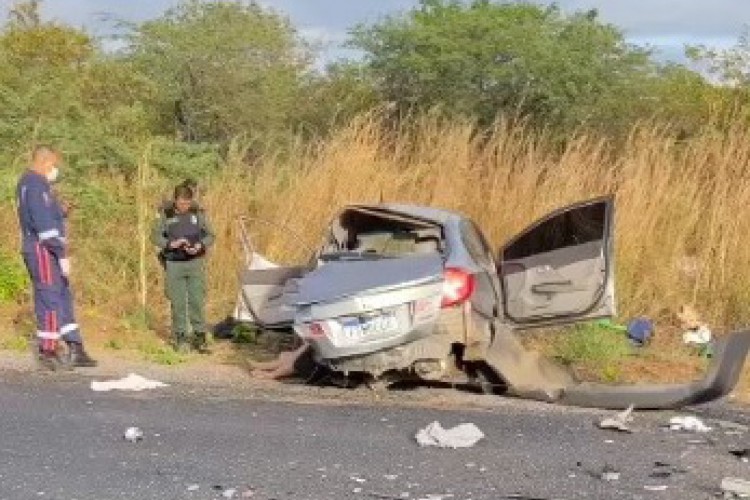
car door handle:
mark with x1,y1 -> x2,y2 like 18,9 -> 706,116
531,280 -> 574,294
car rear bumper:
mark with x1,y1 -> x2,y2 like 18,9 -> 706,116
299,308 -> 465,376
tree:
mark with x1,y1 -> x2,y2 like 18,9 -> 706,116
0,1 -> 161,174
294,62 -> 379,137
126,0 -> 313,144
349,0 -> 656,131
688,28 -> 750,86
0,1 -> 94,156
7,0 -> 41,29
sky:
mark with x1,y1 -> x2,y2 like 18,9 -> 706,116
1,0 -> 747,64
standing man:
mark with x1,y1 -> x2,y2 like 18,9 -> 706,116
16,145 -> 97,370
152,183 -> 215,353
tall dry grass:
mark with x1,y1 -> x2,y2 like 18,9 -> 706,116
205,114 -> 750,332
2,113 -> 750,343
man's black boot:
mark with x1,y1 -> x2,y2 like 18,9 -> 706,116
68,342 -> 98,367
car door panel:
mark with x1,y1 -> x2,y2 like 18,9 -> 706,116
237,266 -> 306,327
504,240 -> 606,318
499,197 -> 614,328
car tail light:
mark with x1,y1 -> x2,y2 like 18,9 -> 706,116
441,268 -> 476,308
308,322 -> 326,337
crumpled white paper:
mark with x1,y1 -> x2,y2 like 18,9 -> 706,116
91,373 -> 169,392
669,415 -> 712,432
415,421 -> 485,449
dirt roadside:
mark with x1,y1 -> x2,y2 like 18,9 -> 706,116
0,342 -> 613,417
2,339 -> 748,420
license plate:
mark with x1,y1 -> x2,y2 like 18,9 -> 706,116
341,312 -> 399,340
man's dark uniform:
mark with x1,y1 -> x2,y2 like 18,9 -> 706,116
152,200 -> 215,349
16,170 -> 95,368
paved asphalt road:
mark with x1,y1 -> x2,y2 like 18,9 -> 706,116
0,369 -> 748,500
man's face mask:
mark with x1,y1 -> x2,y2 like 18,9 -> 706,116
46,165 -> 60,183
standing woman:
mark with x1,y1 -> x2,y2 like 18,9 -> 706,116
151,182 -> 215,353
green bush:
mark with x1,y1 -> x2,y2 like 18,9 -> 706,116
231,323 -> 258,344
553,322 -> 634,367
149,138 -> 220,180
0,250 -> 28,303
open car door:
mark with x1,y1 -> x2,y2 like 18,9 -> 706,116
233,217 -> 309,329
484,196 -> 750,409
499,197 -> 615,328
236,263 -> 305,329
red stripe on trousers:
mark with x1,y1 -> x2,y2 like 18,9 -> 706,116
35,243 -> 52,285
43,246 -> 52,285
35,244 -> 44,284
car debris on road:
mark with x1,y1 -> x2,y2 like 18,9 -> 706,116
599,464 -> 621,482
649,461 -> 688,479
730,449 -> 750,463
123,427 -> 143,442
598,404 -> 635,433
721,477 -> 750,498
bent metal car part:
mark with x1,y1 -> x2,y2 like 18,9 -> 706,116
233,198 -> 750,410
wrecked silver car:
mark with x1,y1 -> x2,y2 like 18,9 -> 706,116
234,198 -> 750,409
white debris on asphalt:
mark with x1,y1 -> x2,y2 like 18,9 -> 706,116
91,373 -> 169,392
601,465 -> 620,482
669,416 -> 712,432
598,404 -> 635,433
601,471 -> 620,482
415,421 -> 485,449
721,477 -> 750,497
123,427 -> 143,442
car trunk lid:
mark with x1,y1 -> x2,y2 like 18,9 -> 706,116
294,254 -> 445,357
295,254 -> 444,307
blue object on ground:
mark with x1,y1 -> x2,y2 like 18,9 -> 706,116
627,317 -> 654,346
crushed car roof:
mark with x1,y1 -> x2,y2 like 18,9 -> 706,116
345,203 -> 462,225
